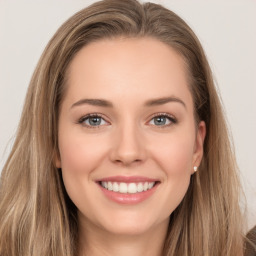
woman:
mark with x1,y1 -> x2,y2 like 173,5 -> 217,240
0,0 -> 244,255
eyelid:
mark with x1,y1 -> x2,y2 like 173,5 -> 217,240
77,113 -> 110,128
147,112 -> 177,127
77,112 -> 177,128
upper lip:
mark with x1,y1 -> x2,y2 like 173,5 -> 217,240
96,176 -> 160,183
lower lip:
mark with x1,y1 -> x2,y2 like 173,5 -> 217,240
98,183 -> 159,205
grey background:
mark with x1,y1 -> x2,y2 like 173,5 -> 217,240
0,0 -> 255,230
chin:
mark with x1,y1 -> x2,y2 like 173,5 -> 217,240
102,223 -> 156,236
93,209 -> 168,236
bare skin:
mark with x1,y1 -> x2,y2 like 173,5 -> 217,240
78,216 -> 168,256
56,37 -> 206,256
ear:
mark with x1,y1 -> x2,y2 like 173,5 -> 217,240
192,121 -> 206,174
54,150 -> 62,168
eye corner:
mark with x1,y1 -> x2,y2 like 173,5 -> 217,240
147,112 -> 177,127
77,113 -> 111,128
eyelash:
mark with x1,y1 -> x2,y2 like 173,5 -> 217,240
77,112 -> 177,128
78,113 -> 108,129
149,113 -> 177,128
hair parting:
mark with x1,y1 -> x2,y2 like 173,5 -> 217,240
0,0 -> 244,255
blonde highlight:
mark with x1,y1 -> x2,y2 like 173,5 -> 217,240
0,0 -> 244,255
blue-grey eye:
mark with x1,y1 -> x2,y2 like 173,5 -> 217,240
84,116 -> 107,126
149,115 -> 172,126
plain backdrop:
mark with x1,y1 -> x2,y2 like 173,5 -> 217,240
0,0 -> 255,230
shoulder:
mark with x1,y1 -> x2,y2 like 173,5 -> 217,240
245,226 -> 256,256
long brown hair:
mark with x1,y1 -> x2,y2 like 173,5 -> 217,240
0,0 -> 244,255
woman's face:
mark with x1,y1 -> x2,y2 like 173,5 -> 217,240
56,37 -> 205,237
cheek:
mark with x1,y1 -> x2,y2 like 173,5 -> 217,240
150,131 -> 195,175
148,131 -> 194,212
58,131 -> 109,212
58,130 -> 107,174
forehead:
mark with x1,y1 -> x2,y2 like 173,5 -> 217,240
64,37 -> 193,108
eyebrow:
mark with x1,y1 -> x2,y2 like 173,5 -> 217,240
71,96 -> 186,109
71,99 -> 113,108
144,96 -> 186,108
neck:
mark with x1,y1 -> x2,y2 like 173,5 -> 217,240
78,218 -> 169,256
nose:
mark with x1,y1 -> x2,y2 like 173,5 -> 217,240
109,123 -> 147,166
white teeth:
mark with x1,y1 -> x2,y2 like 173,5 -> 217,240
148,182 -> 154,189
119,183 -> 128,193
107,181 -> 113,191
143,182 -> 148,191
100,181 -> 156,193
112,182 -> 119,192
137,183 -> 144,192
128,183 -> 137,193
102,181 -> 107,189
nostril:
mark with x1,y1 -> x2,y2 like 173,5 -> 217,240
114,158 -> 142,166
109,134 -> 147,165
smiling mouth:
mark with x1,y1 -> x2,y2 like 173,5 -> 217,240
99,181 -> 158,194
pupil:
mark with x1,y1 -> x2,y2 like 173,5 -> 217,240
154,116 -> 166,125
89,117 -> 101,126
